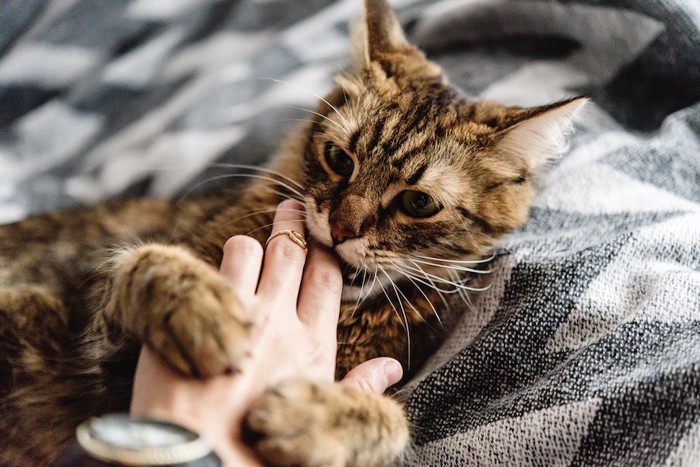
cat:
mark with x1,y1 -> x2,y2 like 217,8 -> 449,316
0,0 -> 585,465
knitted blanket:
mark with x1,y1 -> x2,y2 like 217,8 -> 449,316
1,1 -> 698,465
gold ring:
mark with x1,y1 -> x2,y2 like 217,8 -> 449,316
265,229 -> 307,251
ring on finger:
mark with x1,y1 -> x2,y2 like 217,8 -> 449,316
265,229 -> 307,251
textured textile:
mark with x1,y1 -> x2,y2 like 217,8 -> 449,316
1,0 -> 699,465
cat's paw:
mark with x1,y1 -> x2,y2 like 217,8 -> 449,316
108,244 -> 251,377
244,380 -> 409,467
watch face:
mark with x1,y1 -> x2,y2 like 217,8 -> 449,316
89,414 -> 198,450
78,414 -> 215,466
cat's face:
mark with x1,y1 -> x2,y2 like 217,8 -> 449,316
300,0 -> 584,301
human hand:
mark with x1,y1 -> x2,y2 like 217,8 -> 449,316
130,200 -> 403,466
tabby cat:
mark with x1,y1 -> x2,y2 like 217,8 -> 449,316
0,0 -> 585,465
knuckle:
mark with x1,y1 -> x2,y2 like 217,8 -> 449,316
224,235 -> 262,258
309,341 -> 335,369
278,199 -> 304,213
268,238 -> 306,263
306,265 -> 342,295
346,376 -> 379,394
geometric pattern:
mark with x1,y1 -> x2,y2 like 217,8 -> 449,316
1,0 -> 698,465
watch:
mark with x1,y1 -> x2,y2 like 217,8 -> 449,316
74,414 -> 221,466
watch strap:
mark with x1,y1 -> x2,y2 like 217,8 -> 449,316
54,415 -> 223,467
52,442 -> 222,467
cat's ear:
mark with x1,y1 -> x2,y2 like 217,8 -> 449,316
350,0 -> 442,81
353,0 -> 410,66
495,97 -> 588,171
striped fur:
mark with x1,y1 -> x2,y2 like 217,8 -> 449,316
0,1 -> 584,465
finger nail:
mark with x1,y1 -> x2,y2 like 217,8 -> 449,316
383,359 -> 403,386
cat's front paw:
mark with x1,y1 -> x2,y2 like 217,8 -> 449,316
244,380 -> 409,467
107,244 -> 251,377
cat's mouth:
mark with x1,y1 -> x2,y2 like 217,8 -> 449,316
338,259 -> 375,287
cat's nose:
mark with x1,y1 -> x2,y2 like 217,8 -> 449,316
330,222 -> 358,243
328,194 -> 375,243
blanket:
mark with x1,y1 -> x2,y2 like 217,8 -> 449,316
1,0 -> 699,465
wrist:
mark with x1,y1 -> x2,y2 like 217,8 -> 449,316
129,405 -> 259,467
68,414 -> 221,466
131,347 -> 264,466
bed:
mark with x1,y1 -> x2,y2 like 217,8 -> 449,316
1,0 -> 699,464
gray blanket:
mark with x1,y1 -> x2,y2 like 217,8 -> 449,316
1,0 -> 699,465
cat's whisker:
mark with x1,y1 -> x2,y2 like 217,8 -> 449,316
265,117 -> 350,131
448,269 -> 473,310
407,257 -> 491,275
259,77 -> 351,128
403,272 -> 464,295
404,261 -> 491,293
222,182 -> 303,205
235,173 -> 307,201
177,173 -> 306,203
342,263 -> 361,289
350,266 -> 370,319
218,206 -> 307,230
395,268 -> 442,326
384,268 -> 430,328
399,263 -> 464,294
257,187 -> 305,204
340,85 -> 349,109
375,280 -> 403,352
394,264 -> 451,309
243,222 -> 275,237
284,106 -> 349,135
212,206 -> 280,228
463,282 -> 492,292
207,163 -> 304,190
364,271 -> 379,302
379,266 -> 411,368
374,267 -> 403,331
175,173 -> 237,201
240,209 -> 308,237
454,273 -> 488,288
410,252 -> 496,265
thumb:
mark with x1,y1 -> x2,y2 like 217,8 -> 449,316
339,358 -> 403,394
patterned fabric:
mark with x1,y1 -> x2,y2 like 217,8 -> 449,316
1,0 -> 699,465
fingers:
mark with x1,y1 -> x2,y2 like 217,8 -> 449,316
339,358 -> 403,394
296,240 -> 342,333
220,236 -> 263,299
257,200 -> 307,302
220,199 -> 341,343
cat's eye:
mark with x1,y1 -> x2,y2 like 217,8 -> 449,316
399,190 -> 441,218
324,143 -> 354,177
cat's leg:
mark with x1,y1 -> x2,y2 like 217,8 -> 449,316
0,285 -> 71,365
244,380 -> 409,467
103,243 -> 251,377
0,286 -> 78,464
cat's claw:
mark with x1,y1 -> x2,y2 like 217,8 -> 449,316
147,290 -> 251,377
108,244 -> 252,378
245,380 -> 409,467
